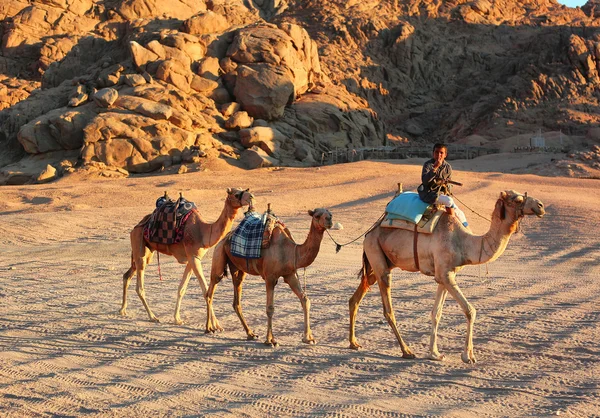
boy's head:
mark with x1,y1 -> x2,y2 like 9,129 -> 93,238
432,143 -> 447,163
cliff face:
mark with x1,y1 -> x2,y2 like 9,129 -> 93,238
1,0 -> 599,183
278,0 -> 600,143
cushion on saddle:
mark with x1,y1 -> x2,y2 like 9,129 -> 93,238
385,192 -> 431,224
143,197 -> 197,245
230,211 -> 267,259
381,209 -> 443,234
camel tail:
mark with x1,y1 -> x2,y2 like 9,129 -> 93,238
358,251 -> 371,282
222,261 -> 230,280
123,252 -> 135,280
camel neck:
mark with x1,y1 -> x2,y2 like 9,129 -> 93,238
295,224 -> 325,269
466,202 -> 520,265
206,200 -> 238,248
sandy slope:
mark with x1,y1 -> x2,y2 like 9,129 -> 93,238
1,157 -> 599,417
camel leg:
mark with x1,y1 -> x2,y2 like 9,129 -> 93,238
120,264 -> 135,316
134,254 -> 159,323
264,279 -> 278,347
191,256 -> 209,296
442,272 -> 477,364
348,270 -> 376,349
429,283 -> 448,361
375,271 -> 415,359
231,268 -> 257,340
173,263 -> 193,325
284,273 -> 315,345
205,265 -> 226,334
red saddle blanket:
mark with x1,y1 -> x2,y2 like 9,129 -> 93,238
143,198 -> 197,245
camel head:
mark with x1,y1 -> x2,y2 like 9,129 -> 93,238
226,187 -> 254,209
498,190 -> 545,220
308,208 -> 333,231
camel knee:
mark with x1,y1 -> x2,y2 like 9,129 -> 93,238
123,268 -> 134,281
136,285 -> 146,298
383,311 -> 396,324
381,272 -> 392,286
302,294 -> 310,309
431,309 -> 443,323
266,304 -> 275,318
465,305 -> 476,322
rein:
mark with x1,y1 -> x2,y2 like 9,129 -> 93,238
326,212 -> 386,253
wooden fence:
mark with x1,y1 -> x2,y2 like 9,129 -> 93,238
320,144 -> 499,166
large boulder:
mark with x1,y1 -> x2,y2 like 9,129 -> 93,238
238,126 -> 285,156
227,24 -> 322,96
81,112 -> 197,173
115,0 -> 207,20
17,105 -> 97,153
233,64 -> 295,120
182,11 -> 229,35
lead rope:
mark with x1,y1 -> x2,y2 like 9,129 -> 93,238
452,193 -> 492,279
157,251 -> 163,281
326,212 -> 386,253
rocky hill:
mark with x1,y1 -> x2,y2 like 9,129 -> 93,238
1,0 -> 599,184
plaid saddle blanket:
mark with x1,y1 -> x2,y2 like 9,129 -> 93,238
230,211 -> 268,259
143,197 -> 197,245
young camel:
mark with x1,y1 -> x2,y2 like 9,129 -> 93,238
207,208 -> 333,346
120,188 -> 254,324
349,190 -> 545,363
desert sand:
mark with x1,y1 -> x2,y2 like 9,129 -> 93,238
1,155 -> 599,417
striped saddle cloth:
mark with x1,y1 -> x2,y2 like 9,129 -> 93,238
229,210 -> 285,259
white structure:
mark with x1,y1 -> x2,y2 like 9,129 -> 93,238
530,129 -> 545,148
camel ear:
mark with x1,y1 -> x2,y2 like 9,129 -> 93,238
308,210 -> 314,217
515,195 -> 524,204
500,191 -> 507,200
226,188 -> 232,194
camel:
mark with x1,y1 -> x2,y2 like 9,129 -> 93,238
120,187 -> 254,324
207,208 -> 333,346
349,190 -> 545,363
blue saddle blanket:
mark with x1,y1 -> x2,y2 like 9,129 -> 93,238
385,192 -> 430,224
230,211 -> 267,259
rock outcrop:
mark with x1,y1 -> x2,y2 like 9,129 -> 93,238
2,0 -> 600,183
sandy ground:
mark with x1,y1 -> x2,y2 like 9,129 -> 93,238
1,155 -> 599,417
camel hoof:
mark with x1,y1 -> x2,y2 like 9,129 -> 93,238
247,333 -> 259,341
119,309 -> 127,316
402,353 -> 416,359
349,342 -> 361,350
461,352 -> 477,364
429,353 -> 446,361
302,338 -> 316,345
149,317 -> 160,323
264,340 -> 279,347
175,319 -> 184,325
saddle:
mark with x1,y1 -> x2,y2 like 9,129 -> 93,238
381,191 -> 443,234
143,193 -> 197,245
381,206 -> 443,234
229,208 -> 291,259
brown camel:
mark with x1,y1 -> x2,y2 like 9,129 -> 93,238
120,188 -> 254,324
349,190 -> 545,363
207,208 -> 333,346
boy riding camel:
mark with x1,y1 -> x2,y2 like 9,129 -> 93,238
418,143 -> 468,227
